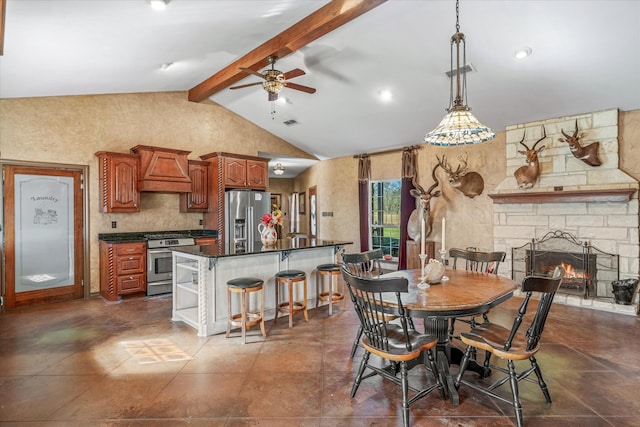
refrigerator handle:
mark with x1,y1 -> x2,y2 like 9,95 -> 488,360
248,206 -> 253,242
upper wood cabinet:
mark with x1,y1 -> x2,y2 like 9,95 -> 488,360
130,145 -> 192,193
246,159 -> 268,189
96,151 -> 140,213
180,160 -> 210,212
200,153 -> 268,191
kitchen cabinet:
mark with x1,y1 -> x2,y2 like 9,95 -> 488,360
96,152 -> 140,213
99,241 -> 147,301
194,237 -> 218,246
180,160 -> 210,212
199,153 -> 268,191
199,152 -> 270,247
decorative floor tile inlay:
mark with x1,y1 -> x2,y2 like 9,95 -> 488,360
121,338 -> 192,364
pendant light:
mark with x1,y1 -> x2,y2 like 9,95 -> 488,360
424,0 -> 495,146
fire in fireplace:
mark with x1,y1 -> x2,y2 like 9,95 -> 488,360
526,250 -> 597,298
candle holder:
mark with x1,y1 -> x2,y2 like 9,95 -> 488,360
439,249 -> 449,282
418,253 -> 430,289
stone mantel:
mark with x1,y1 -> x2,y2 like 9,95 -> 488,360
489,188 -> 637,204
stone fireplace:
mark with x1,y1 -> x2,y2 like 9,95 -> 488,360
490,109 -> 639,315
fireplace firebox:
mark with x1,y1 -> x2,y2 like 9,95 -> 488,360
525,250 -> 597,298
512,231 -> 619,300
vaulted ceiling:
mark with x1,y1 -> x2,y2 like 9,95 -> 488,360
1,0 -> 639,176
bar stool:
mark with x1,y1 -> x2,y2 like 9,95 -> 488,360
274,269 -> 309,328
226,277 -> 266,344
316,263 -> 345,315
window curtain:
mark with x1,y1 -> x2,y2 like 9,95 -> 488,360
357,155 -> 371,251
397,147 -> 417,270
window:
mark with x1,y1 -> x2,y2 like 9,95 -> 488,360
370,180 -> 401,258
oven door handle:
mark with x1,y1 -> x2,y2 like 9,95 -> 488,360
147,249 -> 172,254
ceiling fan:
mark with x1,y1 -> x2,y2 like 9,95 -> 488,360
229,56 -> 316,101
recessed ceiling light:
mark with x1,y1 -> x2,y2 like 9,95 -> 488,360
514,46 -> 532,59
378,89 -> 392,102
148,0 -> 169,11
160,62 -> 173,70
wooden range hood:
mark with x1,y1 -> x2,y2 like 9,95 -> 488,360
130,145 -> 192,193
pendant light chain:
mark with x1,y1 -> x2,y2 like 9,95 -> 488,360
455,0 -> 460,33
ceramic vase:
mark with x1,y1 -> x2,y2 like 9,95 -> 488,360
423,258 -> 446,284
258,223 -> 277,246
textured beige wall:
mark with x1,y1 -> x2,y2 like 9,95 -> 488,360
0,92 -> 314,293
295,134 -> 507,256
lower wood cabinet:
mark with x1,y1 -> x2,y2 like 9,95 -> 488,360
100,241 -> 147,301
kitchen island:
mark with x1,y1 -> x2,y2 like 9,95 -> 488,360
171,238 -> 351,336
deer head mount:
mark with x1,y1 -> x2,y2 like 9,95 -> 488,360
409,163 -> 442,238
436,154 -> 485,198
559,120 -> 602,167
514,125 -> 547,189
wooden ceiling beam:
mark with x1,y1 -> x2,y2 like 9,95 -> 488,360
188,0 -> 387,103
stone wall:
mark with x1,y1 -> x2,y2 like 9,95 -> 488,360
492,109 -> 639,314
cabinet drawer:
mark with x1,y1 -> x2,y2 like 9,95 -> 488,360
117,274 -> 146,294
195,237 -> 218,246
116,254 -> 145,275
115,243 -> 145,256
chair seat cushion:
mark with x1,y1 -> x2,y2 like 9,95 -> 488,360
276,269 -> 306,279
227,277 -> 264,289
362,324 -> 437,359
460,323 -> 539,360
317,263 -> 341,272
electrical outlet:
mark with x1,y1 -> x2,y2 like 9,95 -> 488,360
111,221 -> 117,228
199,219 -> 203,225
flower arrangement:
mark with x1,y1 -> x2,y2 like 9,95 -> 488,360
260,206 -> 283,227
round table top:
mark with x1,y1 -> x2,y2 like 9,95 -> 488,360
382,269 -> 518,318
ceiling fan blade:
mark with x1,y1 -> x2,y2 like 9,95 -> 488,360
229,82 -> 263,90
268,92 -> 278,102
239,67 -> 266,79
284,82 -> 316,94
283,68 -> 305,80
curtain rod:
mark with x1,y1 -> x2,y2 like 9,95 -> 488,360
353,144 -> 422,158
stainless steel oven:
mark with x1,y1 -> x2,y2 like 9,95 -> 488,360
146,233 -> 195,296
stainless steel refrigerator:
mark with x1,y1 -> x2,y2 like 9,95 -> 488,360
225,189 -> 271,253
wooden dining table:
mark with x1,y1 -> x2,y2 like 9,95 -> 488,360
382,268 -> 518,405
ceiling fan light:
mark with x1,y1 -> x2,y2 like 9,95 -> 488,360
273,163 -> 285,175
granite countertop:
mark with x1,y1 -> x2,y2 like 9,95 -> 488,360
172,238 -> 352,259
98,229 -> 218,243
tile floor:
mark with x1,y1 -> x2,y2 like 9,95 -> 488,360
1,292 -> 639,426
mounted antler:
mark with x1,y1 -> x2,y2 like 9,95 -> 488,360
559,119 -> 602,167
514,126 -> 547,189
436,153 -> 485,198
410,163 -> 442,238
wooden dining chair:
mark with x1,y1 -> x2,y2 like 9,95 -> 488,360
341,248 -> 385,278
448,247 -> 506,333
454,266 -> 565,427
341,268 -> 444,427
